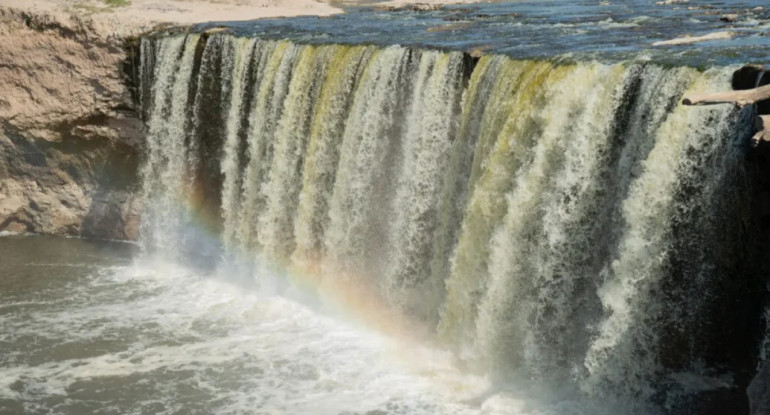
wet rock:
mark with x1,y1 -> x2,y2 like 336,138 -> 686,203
732,64 -> 769,90
733,65 -> 770,115
82,190 -> 143,241
749,363 -> 770,415
721,14 -> 739,23
468,45 -> 492,57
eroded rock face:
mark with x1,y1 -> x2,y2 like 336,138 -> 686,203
0,7 -> 143,240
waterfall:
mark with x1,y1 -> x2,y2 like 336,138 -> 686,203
139,34 -> 201,257
139,32 -> 752,412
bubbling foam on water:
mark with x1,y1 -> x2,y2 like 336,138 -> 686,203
0,257 -> 526,415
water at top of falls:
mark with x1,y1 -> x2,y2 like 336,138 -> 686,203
181,0 -> 770,67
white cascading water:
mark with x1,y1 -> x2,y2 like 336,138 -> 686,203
220,37 -> 259,249
582,69 -> 736,399
139,34 -> 201,257
138,33 -> 746,412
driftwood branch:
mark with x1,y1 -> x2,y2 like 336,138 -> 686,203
681,69 -> 770,148
682,84 -> 770,107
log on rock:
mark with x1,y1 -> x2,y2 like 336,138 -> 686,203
682,83 -> 770,106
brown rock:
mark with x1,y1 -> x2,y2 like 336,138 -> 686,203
0,7 -> 143,240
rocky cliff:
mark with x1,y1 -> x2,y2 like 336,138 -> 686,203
0,7 -> 143,239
